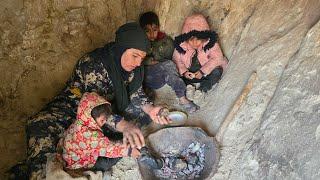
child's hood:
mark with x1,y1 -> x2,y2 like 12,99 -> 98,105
174,14 -> 218,54
76,92 -> 110,130
182,14 -> 210,34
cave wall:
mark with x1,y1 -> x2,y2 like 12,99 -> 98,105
0,0 -> 155,178
1,0 -> 320,179
154,0 -> 320,179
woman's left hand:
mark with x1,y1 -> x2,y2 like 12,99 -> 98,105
146,106 -> 172,125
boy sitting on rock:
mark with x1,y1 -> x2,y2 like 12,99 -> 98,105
139,11 -> 199,113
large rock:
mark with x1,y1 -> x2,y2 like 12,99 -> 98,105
154,0 -> 320,179
0,0 -> 152,178
234,20 -> 320,180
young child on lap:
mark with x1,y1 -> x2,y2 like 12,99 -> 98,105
60,92 -> 140,171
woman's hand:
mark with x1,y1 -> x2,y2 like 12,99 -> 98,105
149,106 -> 172,125
131,148 -> 141,158
116,120 -> 145,149
183,71 -> 195,79
142,105 -> 172,125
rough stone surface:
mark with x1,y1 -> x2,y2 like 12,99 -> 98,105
1,0 -> 320,179
153,0 -> 320,179
0,0 -> 153,178
222,20 -> 320,180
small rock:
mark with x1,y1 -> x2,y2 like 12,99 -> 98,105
191,142 -> 201,153
186,85 -> 196,100
175,159 -> 187,171
187,164 -> 193,171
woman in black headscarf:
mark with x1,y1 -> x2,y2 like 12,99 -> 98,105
24,22 -> 171,179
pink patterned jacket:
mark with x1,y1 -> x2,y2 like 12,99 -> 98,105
61,92 -> 127,169
173,14 -> 228,76
173,41 -> 228,75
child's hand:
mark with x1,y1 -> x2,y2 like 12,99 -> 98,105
194,71 -> 203,79
183,71 -> 195,79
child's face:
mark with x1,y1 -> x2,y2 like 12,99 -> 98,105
145,24 -> 159,41
95,114 -> 107,127
187,37 -> 207,49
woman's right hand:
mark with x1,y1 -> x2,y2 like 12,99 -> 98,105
116,120 -> 145,149
144,105 -> 172,125
183,71 -> 195,79
131,148 -> 141,158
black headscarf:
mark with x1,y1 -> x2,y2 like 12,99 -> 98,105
113,44 -> 130,81
115,22 -> 150,52
90,22 -> 150,114
114,22 -> 151,81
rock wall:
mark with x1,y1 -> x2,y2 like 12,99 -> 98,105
154,0 -> 320,179
1,0 -> 319,179
0,0 -> 155,178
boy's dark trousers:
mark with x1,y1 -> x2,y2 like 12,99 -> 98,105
144,60 -> 187,98
183,67 -> 223,92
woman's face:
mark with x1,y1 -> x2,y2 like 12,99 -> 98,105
95,114 -> 107,127
187,37 -> 207,49
145,24 -> 159,41
121,48 -> 146,72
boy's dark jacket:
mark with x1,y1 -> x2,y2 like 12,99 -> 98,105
144,32 -> 174,65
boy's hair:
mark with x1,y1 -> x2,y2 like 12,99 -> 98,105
139,11 -> 159,28
91,104 -> 112,120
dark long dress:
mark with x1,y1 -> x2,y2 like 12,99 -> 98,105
26,43 -> 151,179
